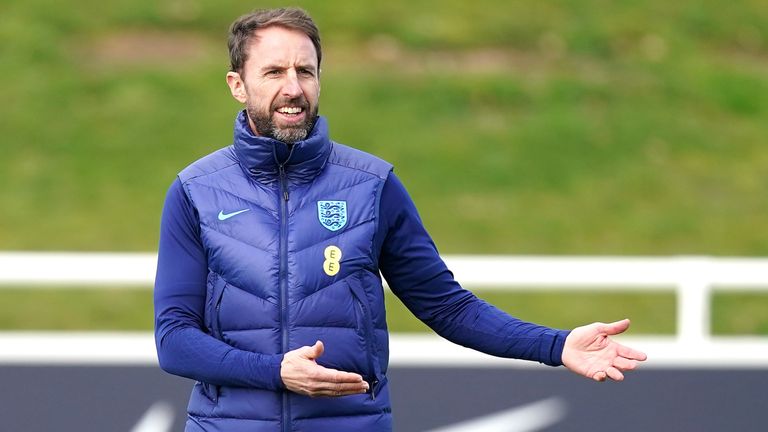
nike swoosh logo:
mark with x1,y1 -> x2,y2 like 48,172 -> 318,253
130,401 -> 174,432
425,397 -> 567,432
218,209 -> 250,221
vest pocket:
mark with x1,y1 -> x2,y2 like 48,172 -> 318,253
207,274 -> 228,341
203,273 -> 228,403
199,381 -> 219,404
347,281 -> 383,399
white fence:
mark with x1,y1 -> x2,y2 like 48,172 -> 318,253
2,252 -> 768,366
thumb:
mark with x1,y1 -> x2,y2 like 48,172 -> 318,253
307,340 -> 324,360
599,318 -> 631,336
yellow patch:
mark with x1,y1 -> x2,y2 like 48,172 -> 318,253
323,245 -> 342,276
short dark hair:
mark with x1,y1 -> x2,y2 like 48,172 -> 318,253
228,7 -> 322,74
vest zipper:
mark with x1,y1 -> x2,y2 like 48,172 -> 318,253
359,296 -> 379,400
204,281 -> 227,403
212,293 -> 225,403
278,163 -> 291,432
350,283 -> 380,401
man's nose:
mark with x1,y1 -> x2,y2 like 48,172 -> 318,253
281,70 -> 302,98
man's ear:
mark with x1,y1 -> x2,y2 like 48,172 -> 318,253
226,71 -> 247,104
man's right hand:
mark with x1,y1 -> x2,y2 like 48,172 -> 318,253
280,340 -> 370,397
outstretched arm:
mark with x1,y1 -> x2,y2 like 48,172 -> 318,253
561,319 -> 647,381
378,174 -> 568,365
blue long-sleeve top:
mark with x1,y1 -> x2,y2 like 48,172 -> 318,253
154,171 -> 569,390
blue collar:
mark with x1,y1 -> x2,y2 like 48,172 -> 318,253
232,110 -> 332,184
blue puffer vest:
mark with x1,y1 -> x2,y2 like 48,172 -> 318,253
178,111 -> 394,431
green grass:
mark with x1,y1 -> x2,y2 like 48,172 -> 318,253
2,1 -> 768,254
0,289 -> 154,330
1,1 -> 768,330
712,291 -> 768,335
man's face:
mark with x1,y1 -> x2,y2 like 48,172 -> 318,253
227,26 -> 320,143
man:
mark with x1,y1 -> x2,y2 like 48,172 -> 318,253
154,7 -> 647,432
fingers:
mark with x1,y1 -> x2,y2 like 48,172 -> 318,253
306,381 -> 369,397
605,367 -> 624,381
593,366 -> 625,382
319,367 -> 366,384
591,344 -> 643,382
612,356 -> 639,372
302,366 -> 369,397
592,370 -> 607,382
617,343 -> 648,361
588,348 -> 644,383
310,375 -> 370,397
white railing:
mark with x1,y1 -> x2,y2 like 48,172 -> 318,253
2,252 -> 768,366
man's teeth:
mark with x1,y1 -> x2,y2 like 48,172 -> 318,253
278,107 -> 303,114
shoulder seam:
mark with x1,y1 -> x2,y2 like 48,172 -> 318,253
325,160 -> 388,178
180,160 -> 240,185
327,142 -> 393,179
179,146 -> 241,185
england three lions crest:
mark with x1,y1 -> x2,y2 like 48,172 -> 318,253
317,201 -> 348,232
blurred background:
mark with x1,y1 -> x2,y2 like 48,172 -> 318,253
2,0 -> 767,334
1,0 -> 768,430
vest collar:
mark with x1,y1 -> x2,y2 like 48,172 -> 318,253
232,110 -> 332,184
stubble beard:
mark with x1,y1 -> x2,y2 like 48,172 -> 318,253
247,97 -> 318,144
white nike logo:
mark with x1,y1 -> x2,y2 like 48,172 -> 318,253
424,397 -> 567,432
218,209 -> 250,221
130,401 -> 174,432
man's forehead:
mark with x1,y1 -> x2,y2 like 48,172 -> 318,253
248,26 -> 318,64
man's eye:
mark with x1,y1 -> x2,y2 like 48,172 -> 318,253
298,68 -> 315,76
266,70 -> 281,76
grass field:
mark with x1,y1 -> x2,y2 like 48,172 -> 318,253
1,1 -> 767,332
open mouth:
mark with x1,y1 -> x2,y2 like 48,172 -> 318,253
275,106 -> 305,117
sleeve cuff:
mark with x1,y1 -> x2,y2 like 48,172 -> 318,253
247,353 -> 285,391
548,329 -> 571,366
268,353 -> 286,390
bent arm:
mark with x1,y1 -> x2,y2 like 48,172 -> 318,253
154,179 -> 283,390
377,174 -> 569,366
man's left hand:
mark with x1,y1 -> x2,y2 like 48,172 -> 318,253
561,318 -> 647,382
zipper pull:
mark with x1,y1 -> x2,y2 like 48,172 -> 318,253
278,165 -> 290,201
